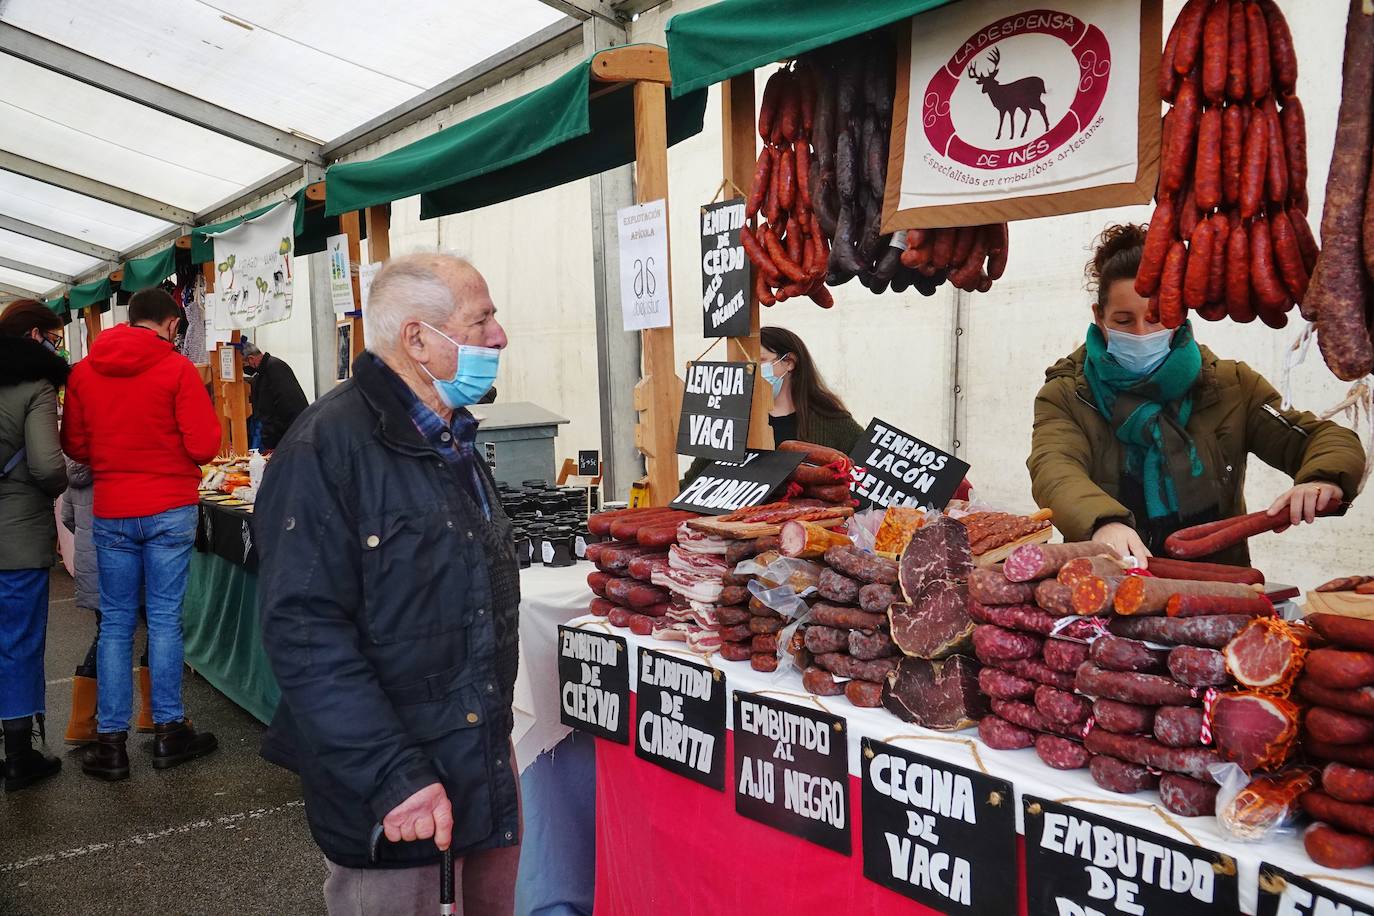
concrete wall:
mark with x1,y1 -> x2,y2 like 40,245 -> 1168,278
223,0 -> 1369,589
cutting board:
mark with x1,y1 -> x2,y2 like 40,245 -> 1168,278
1303,591 -> 1374,620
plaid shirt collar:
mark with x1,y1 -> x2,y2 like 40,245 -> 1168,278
379,361 -> 490,518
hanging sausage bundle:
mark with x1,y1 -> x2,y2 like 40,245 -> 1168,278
743,31 -> 1011,305
1136,0 -> 1316,331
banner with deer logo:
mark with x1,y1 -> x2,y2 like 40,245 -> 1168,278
883,0 -> 1161,230
207,200 -> 296,329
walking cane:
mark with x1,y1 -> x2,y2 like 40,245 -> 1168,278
370,824 -> 456,915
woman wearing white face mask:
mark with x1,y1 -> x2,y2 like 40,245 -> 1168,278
682,327 -> 864,485
1029,224 -> 1365,564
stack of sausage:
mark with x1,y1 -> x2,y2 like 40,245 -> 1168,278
952,509 -> 1053,561
1296,613 -> 1374,869
724,542 -> 823,671
1307,0 -> 1374,380
798,545 -> 904,708
777,439 -> 855,506
1137,0 -> 1315,329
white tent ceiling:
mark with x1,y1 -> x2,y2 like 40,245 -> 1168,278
0,0 -> 644,300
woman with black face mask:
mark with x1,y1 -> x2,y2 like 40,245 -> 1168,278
0,299 -> 70,790
1028,224 -> 1366,564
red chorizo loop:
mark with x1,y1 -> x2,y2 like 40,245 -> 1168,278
1163,505 -> 1345,558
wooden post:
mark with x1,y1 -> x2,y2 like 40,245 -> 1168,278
206,261 -> 249,454
721,73 -> 772,450
83,309 -> 101,346
631,80 -> 682,507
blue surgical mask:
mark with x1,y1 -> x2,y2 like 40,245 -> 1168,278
760,358 -> 787,396
420,322 -> 500,408
1105,327 -> 1173,376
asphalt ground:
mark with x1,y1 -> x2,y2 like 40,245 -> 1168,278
0,569 -> 324,916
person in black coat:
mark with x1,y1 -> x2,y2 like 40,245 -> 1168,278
242,342 -> 308,449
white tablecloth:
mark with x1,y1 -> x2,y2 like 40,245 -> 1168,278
512,563 -> 596,770
562,613 -> 1374,915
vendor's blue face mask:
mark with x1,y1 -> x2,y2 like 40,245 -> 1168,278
1105,327 -> 1173,376
420,322 -> 500,408
760,357 -> 788,396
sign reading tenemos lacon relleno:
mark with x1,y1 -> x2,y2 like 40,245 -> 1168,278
883,1 -> 1161,231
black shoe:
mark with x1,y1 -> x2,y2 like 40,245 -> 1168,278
152,720 -> 217,770
3,747 -> 61,792
82,731 -> 131,781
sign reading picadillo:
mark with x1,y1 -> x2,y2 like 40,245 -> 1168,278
671,449 -> 804,515
1023,795 -> 1240,916
635,648 -> 727,790
732,690 -> 849,854
558,625 -> 629,743
700,198 -> 751,337
860,739 -> 1016,916
1256,862 -> 1371,916
848,418 -> 969,511
676,360 -> 755,462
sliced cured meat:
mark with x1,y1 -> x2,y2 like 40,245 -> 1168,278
1154,705 -> 1207,747
1057,554 -> 1129,588
1075,663 -> 1198,707
1093,699 -> 1157,735
1114,576 -> 1258,615
979,714 -> 1035,750
1168,645 -> 1231,687
1108,614 -> 1253,649
1042,638 -> 1091,674
972,624 -> 1043,662
1222,617 -> 1305,691
1305,648 -> 1374,689
1003,541 -> 1115,582
1211,691 -> 1300,771
979,666 -> 1036,701
881,656 -> 987,730
668,544 -> 728,574
1307,706 -> 1374,746
1036,735 -> 1091,770
890,580 -> 974,659
651,566 -> 725,603
685,626 -> 723,655
1090,755 -> 1160,794
1159,773 -> 1220,817
897,516 -> 971,601
969,567 -> 1037,606
1089,636 -> 1167,673
1218,768 -> 1317,841
966,600 -> 1056,635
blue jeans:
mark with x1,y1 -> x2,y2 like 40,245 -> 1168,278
0,568 -> 49,720
93,505 -> 197,733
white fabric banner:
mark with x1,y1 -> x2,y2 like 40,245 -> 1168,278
209,200 -> 296,329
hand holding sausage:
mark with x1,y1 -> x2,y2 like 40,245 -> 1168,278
1266,481 -> 1343,526
1093,522 -> 1151,561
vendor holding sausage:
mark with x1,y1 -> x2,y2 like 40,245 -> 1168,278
1028,224 -> 1365,564
684,326 -> 864,482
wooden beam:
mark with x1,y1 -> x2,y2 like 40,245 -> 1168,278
305,181 -> 326,203
83,309 -> 101,346
592,45 -> 671,85
721,73 -> 772,450
205,261 -> 248,454
631,80 -> 681,507
340,211 -> 367,361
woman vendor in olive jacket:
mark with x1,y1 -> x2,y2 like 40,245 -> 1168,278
1028,224 -> 1366,566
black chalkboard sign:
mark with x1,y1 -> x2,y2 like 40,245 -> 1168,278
860,739 -> 1017,916
1256,862 -> 1372,916
677,360 -> 755,462
1023,795 -> 1240,916
671,449 -> 803,515
732,690 -> 850,854
634,648 -> 727,790
577,450 -> 600,476
700,198 -> 751,338
557,625 -> 629,744
848,418 -> 970,511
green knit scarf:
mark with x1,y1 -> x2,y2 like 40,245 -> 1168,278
1083,321 -> 1206,520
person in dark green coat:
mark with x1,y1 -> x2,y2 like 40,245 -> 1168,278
684,326 -> 865,484
1029,225 -> 1366,565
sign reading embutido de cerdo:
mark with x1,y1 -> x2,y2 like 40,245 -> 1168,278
884,0 -> 1160,231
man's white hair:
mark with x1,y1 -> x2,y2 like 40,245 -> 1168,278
362,253 -> 473,354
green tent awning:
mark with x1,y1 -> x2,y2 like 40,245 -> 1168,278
121,246 -> 177,294
324,53 -> 709,220
69,278 -> 111,312
190,188 -> 362,264
45,296 -> 70,323
664,0 -> 953,96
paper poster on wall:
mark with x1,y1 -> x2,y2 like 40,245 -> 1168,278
218,346 -> 236,383
884,1 -> 1160,230
208,200 -> 296,329
327,233 -> 355,314
357,261 -> 381,315
335,322 -> 352,382
617,199 -> 671,331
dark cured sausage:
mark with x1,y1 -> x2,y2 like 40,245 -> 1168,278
1090,636 -> 1166,674
1201,0 -> 1229,105
1307,706 -> 1374,746
1146,556 -> 1264,585
1036,735 -> 1091,770
1091,755 -> 1160,794
1183,219 -> 1213,310
1306,613 -> 1374,651
845,679 -> 884,707
803,625 -> 849,655
814,652 -> 897,683
966,600 -> 1056,635
1083,729 -> 1223,780
1297,648 -> 1374,689
1246,1 -> 1272,99
811,602 -> 886,631
979,715 -> 1035,750
1154,705 -> 1207,747
1300,790 -> 1374,839
848,628 -> 898,661
972,625 -> 1044,662
1160,773 -> 1220,817
1226,1 -> 1248,102
1075,663 -> 1198,707
1290,206 -> 1319,273
1323,763 -> 1374,804
1168,645 -> 1230,687
858,583 -> 898,613
1093,699 -> 1157,735
1221,104 -> 1244,208
992,656 -> 1076,691
1035,685 -> 1091,726
1136,197 -> 1177,297
991,699 -> 1087,739
1042,638 -> 1091,674
823,545 -> 898,585
817,568 -> 860,604
1109,613 -> 1254,649
802,665 -> 845,696
1194,108 -> 1222,210
1035,579 -> 1075,617
980,666 -> 1036,701
1226,218 -> 1255,322
1313,0 -> 1374,378
1304,823 -> 1374,869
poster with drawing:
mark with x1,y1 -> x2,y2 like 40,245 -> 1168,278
884,1 -> 1159,230
208,200 -> 296,329
327,233 -> 355,314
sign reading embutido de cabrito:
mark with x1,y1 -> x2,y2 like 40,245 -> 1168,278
883,1 -> 1160,231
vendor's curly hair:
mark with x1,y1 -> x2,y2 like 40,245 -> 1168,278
1085,223 -> 1147,314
